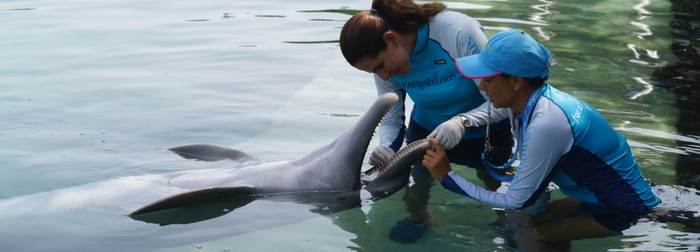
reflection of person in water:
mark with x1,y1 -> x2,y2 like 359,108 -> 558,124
643,0 -> 700,233
650,0 -> 700,190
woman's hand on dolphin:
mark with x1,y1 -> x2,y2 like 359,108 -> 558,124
369,145 -> 395,166
422,138 -> 453,182
428,116 -> 466,150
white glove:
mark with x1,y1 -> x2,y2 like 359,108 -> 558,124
428,116 -> 466,150
368,145 -> 395,166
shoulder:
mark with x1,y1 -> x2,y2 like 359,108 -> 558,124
427,11 -> 486,57
542,86 -> 598,126
526,94 -> 574,142
431,11 -> 478,25
429,11 -> 482,33
522,97 -> 575,159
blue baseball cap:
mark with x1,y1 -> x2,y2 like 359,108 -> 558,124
456,29 -> 553,79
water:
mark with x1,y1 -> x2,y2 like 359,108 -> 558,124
1,0 -> 699,251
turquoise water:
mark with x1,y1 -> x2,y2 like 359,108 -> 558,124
1,0 -> 699,251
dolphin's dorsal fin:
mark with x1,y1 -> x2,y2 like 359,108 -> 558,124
128,186 -> 257,215
168,144 -> 260,165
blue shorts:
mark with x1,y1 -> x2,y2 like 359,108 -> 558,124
577,202 -> 649,232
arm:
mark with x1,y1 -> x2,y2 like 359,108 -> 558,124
459,101 -> 510,128
429,100 -> 511,149
423,138 -> 518,208
424,107 -> 572,210
374,74 -> 406,151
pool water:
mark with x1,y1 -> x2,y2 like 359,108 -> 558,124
1,0 -> 699,251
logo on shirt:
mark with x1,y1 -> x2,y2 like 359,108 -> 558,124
399,74 -> 458,90
460,37 -> 481,55
467,37 -> 480,55
570,100 -> 592,125
434,59 -> 447,65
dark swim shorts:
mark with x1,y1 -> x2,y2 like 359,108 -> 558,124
577,202 -> 649,232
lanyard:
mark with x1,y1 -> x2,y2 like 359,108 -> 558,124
482,84 -> 547,182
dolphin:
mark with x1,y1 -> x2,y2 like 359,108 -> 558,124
0,92 -> 434,251
128,92 -> 431,216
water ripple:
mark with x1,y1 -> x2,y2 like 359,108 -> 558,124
0,8 -> 36,11
477,17 -> 548,26
618,127 -> 700,144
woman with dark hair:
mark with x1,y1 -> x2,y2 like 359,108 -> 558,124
339,0 -> 517,243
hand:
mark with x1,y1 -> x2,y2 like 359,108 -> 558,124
427,116 -> 465,150
422,138 -> 453,181
369,145 -> 395,166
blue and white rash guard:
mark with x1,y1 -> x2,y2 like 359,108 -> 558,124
374,11 -> 509,151
443,84 -> 660,214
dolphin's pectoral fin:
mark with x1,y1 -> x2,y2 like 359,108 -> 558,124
128,186 -> 257,216
129,195 -> 257,226
168,144 -> 260,165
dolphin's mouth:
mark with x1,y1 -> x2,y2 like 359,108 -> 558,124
361,138 -> 431,186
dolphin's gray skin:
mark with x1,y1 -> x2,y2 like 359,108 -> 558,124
129,92 -> 432,216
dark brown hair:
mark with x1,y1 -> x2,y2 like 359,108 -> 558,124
339,0 -> 446,66
500,73 -> 548,88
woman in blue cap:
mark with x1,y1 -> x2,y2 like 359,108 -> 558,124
339,0 -> 517,243
422,29 -> 661,250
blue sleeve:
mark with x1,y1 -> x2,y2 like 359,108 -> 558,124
441,171 -> 520,209
439,98 -> 571,210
